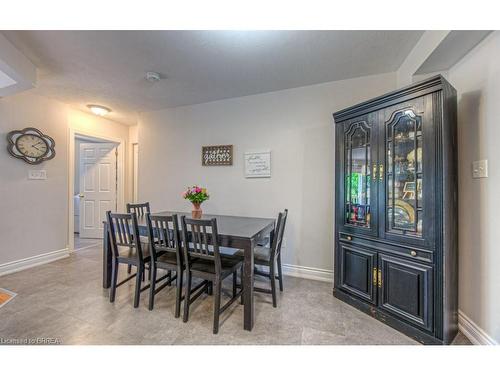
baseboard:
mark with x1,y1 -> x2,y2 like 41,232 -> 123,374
458,310 -> 498,345
0,248 -> 70,277
282,264 -> 333,283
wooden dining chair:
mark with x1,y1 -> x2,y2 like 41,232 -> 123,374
181,216 -> 244,334
106,211 -> 151,308
126,202 -> 151,217
126,202 -> 151,276
233,209 -> 288,307
145,213 -> 183,317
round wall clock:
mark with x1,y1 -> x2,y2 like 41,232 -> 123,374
7,127 -> 56,165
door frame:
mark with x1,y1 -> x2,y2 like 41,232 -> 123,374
68,127 -> 125,251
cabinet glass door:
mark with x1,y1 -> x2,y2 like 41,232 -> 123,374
380,96 -> 435,248
386,108 -> 423,237
340,113 -> 378,236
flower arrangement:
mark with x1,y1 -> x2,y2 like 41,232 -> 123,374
182,185 -> 209,204
183,186 -> 209,218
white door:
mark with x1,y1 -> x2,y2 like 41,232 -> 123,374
79,142 -> 118,238
132,143 -> 139,202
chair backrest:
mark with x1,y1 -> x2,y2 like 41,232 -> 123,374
126,202 -> 150,217
106,211 -> 143,261
180,216 -> 221,272
270,209 -> 288,260
146,213 -> 182,265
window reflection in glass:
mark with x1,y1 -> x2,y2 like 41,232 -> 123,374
345,122 -> 371,228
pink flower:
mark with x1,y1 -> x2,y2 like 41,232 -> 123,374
195,187 -> 202,193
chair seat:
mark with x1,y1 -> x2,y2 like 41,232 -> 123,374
190,256 -> 242,277
156,251 -> 178,266
117,246 -> 151,264
231,245 -> 272,265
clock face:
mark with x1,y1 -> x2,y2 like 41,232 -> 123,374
16,134 -> 49,158
7,128 -> 56,164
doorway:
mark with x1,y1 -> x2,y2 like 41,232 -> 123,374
68,130 -> 125,251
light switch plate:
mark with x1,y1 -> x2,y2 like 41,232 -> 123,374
472,160 -> 488,179
28,170 -> 47,180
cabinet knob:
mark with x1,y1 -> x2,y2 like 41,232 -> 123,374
410,250 -> 417,257
346,236 -> 352,241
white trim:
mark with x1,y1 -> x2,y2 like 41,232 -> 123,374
282,264 -> 333,283
458,309 -> 498,345
67,127 -> 126,251
0,248 -> 69,277
73,242 -> 101,252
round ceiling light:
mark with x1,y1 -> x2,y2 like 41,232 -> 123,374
87,104 -> 111,116
145,71 -> 161,83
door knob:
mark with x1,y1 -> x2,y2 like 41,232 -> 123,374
78,193 -> 84,198
346,235 -> 352,241
410,250 -> 417,257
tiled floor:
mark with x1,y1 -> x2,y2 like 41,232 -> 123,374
74,234 -> 101,250
0,243 -> 470,345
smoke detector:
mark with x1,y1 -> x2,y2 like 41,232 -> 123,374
145,71 -> 161,83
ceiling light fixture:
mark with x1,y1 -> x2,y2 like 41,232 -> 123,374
87,104 -> 111,116
145,71 -> 161,83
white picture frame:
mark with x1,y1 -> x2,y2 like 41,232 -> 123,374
245,151 -> 271,178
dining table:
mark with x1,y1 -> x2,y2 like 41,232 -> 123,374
102,211 -> 276,331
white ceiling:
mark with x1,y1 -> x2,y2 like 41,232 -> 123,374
2,31 -> 424,126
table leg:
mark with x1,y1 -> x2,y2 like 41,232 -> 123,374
243,237 -> 255,331
103,222 -> 112,289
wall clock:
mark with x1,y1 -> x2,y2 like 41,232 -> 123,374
7,127 -> 56,165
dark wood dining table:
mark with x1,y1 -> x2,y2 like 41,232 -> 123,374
102,211 -> 276,331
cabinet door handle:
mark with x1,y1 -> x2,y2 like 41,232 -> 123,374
379,164 -> 384,182
373,268 -> 377,284
378,269 -> 382,288
372,164 -> 377,180
346,235 -> 352,241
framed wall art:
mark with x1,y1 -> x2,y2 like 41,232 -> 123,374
244,151 -> 271,178
202,145 -> 233,166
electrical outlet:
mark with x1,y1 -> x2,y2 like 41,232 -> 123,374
472,160 -> 488,179
28,170 -> 47,180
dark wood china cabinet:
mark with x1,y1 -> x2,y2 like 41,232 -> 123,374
333,76 -> 458,344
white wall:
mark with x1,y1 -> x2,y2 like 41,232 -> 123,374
448,31 -> 500,343
138,73 -> 397,273
0,92 -> 130,267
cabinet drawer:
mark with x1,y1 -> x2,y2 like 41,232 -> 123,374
339,232 -> 433,263
338,242 -> 377,304
378,253 -> 433,332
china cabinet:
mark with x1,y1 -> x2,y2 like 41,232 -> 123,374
333,76 -> 458,344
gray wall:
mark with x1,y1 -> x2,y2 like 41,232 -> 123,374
0,92 -> 131,266
138,72 -> 397,274
448,31 -> 500,343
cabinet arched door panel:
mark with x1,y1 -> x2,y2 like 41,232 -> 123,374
377,94 -> 437,249
335,112 -> 379,238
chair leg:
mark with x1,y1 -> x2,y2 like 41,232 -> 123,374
110,259 -> 119,303
148,263 -> 157,311
213,278 -> 222,334
232,270 -> 237,298
134,265 -> 143,308
183,272 -> 192,322
175,268 -> 183,318
166,270 -> 171,286
142,266 -> 146,282
127,264 -> 132,274
277,253 -> 284,292
270,264 -> 277,308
